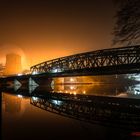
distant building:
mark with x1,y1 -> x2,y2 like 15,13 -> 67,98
4,53 -> 22,75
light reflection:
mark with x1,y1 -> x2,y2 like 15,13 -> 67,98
51,68 -> 62,73
17,73 -> 23,76
52,100 -> 62,105
2,93 -> 27,116
32,96 -> 38,101
64,77 -> 77,83
32,71 -> 38,75
52,83 -> 140,98
17,94 -> 23,98
70,78 -> 74,82
70,86 -> 75,90
83,90 -> 86,94
52,69 -> 58,73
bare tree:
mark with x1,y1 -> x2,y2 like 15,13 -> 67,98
113,0 -> 140,45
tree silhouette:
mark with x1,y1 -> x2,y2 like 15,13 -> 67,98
113,0 -> 140,45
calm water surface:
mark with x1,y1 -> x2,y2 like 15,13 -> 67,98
1,83 -> 140,140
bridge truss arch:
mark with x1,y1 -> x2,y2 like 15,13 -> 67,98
30,45 -> 140,76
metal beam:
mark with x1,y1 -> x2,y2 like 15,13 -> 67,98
30,45 -> 140,75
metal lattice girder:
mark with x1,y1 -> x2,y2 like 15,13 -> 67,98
30,45 -> 140,75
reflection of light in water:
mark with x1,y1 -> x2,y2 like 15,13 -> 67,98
70,86 -> 76,90
70,78 -> 74,82
54,85 -> 88,95
65,77 -> 77,83
3,93 -> 28,118
83,90 -> 86,94
70,86 -> 75,90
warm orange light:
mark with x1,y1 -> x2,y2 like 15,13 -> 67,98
83,90 -> 86,94
70,86 -> 74,90
70,78 -> 74,82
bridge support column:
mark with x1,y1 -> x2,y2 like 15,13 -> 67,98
30,76 -> 53,91
15,76 -> 29,88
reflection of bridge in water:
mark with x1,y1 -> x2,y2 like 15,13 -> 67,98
30,91 -> 140,130
1,87 -> 140,130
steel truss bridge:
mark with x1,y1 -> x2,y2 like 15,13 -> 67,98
30,45 -> 140,76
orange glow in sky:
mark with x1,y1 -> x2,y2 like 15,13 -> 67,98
0,0 -> 116,70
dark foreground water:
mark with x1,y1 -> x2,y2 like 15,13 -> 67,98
1,83 -> 140,140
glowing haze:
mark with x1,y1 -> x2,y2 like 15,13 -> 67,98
0,44 -> 27,70
0,0 -> 116,70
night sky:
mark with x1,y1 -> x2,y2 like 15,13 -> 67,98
0,0 -> 116,70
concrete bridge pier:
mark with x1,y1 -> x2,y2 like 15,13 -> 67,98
0,75 -> 54,92
29,76 -> 53,91
14,76 -> 29,88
